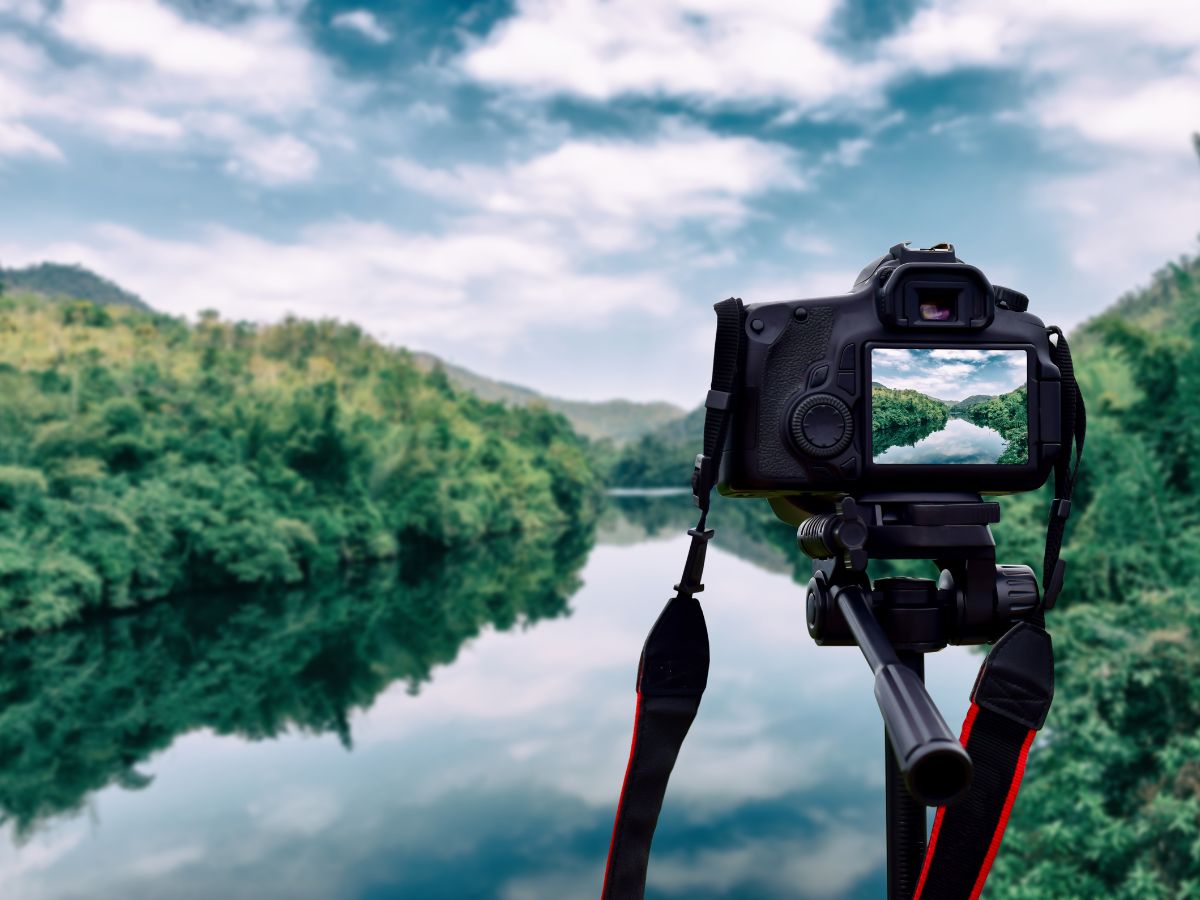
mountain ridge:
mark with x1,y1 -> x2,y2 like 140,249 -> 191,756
1,263 -> 150,311
0,261 -> 686,445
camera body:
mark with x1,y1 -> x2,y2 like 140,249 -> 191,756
717,243 -> 1064,510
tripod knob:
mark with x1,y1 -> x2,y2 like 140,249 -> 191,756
996,564 -> 1041,617
796,498 -> 869,570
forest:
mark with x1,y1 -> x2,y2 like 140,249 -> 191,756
871,384 -> 950,455
958,386 -> 1029,464
0,292 -> 601,636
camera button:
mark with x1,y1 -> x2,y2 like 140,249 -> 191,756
807,365 -> 829,389
790,394 -> 854,459
839,343 -> 857,371
837,372 -> 856,395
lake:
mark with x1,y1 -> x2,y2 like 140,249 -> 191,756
0,497 -> 979,899
874,418 -> 1007,465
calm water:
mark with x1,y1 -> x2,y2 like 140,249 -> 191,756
875,418 -> 1006,465
0,498 -> 978,899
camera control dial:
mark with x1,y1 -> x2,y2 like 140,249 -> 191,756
790,394 -> 853,458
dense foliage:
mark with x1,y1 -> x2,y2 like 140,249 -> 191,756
960,386 -> 1029,464
607,406 -> 704,488
0,294 -> 600,636
992,253 -> 1200,897
871,384 -> 950,455
0,530 -> 590,834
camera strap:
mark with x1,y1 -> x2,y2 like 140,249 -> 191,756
1041,327 -> 1086,613
600,297 -> 743,900
602,311 -> 1086,900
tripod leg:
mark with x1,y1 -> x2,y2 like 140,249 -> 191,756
886,651 -> 927,900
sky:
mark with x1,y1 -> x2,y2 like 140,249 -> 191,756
0,0 -> 1198,406
872,347 -> 1025,401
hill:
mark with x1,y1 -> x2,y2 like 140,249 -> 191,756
1,264 -> 683,445
1,263 -> 150,311
0,295 -> 601,636
410,351 -> 685,444
986,246 -> 1200,897
946,393 -> 992,412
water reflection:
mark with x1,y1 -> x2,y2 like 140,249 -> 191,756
0,530 -> 591,836
875,418 -> 1007,465
0,499 -> 980,899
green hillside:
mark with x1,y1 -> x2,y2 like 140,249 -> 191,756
1,263 -> 150,311
871,384 -> 950,455
0,292 -> 601,636
411,351 -> 684,444
948,393 -> 993,413
991,251 -> 1200,897
1,264 -> 680,446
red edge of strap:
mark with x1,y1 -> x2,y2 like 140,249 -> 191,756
968,726 -> 1037,900
913,702 -> 982,900
601,691 -> 643,899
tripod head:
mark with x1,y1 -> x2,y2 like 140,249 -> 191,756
795,493 -> 1043,805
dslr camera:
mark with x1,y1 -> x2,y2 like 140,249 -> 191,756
717,242 -> 1065,520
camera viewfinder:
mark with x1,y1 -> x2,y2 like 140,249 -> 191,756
917,287 -> 960,321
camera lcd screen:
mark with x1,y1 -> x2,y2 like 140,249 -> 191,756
871,348 -> 1029,465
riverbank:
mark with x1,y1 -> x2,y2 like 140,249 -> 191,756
0,295 -> 601,637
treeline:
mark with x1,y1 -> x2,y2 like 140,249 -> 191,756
958,386 -> 1028,464
992,253 -> 1200,897
871,384 -> 949,455
0,294 -> 601,636
0,531 -> 590,834
606,406 -> 704,489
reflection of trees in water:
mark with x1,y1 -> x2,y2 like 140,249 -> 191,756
0,528 -> 592,837
607,494 -> 798,576
871,386 -> 949,456
873,417 -> 945,455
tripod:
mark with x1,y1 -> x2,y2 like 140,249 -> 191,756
798,493 -> 1040,900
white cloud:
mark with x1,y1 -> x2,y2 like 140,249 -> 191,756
0,0 -> 338,181
0,120 -> 62,160
0,220 -> 684,348
462,0 -> 1200,160
0,0 -> 46,24
247,787 -> 342,836
873,349 -> 1026,400
1036,156 -> 1200,293
225,132 -> 319,185
52,0 -> 324,113
389,126 -> 807,251
461,0 -> 890,113
880,0 -> 1200,157
649,831 -> 884,898
125,843 -> 206,878
331,9 -> 390,44
95,107 -> 185,141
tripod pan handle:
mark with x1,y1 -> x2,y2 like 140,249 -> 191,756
875,663 -> 972,806
837,586 -> 973,806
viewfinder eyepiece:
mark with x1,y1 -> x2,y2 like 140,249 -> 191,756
881,265 -> 993,330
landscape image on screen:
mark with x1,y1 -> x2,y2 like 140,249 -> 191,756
871,348 -> 1029,465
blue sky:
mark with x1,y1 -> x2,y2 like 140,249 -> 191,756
0,0 -> 1198,405
872,347 -> 1025,402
